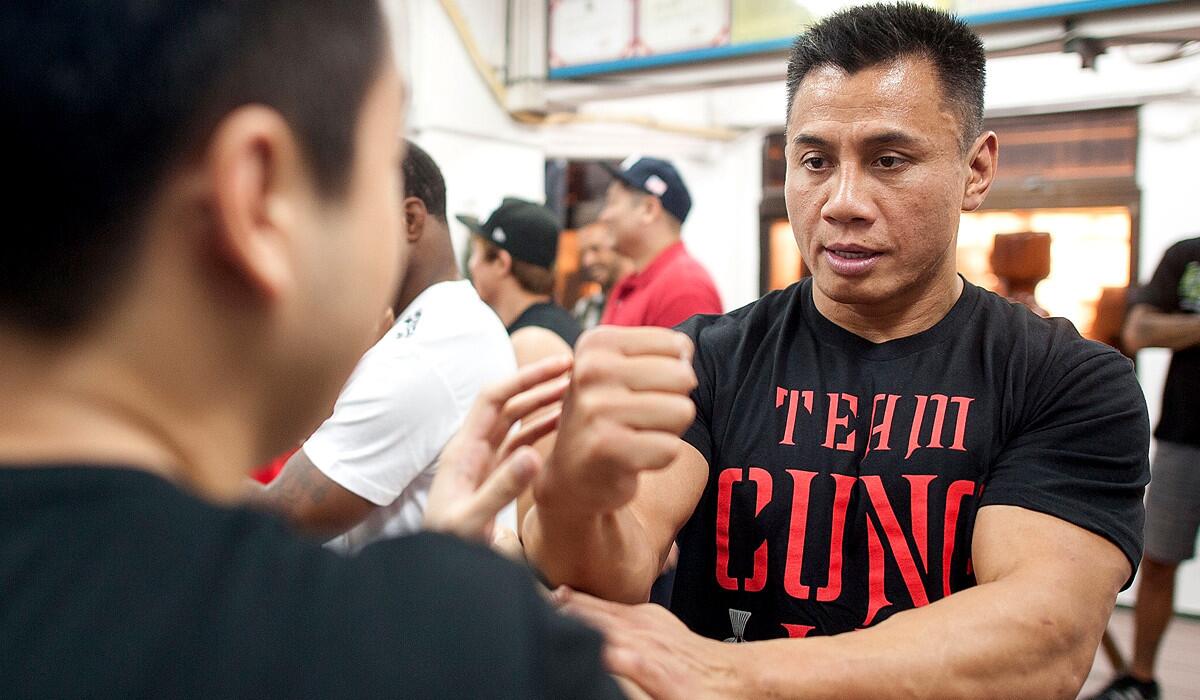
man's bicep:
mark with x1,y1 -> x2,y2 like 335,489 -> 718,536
973,505 -> 1129,650
260,448 -> 375,537
512,326 -> 573,367
974,505 -> 1130,587
629,440 -> 709,567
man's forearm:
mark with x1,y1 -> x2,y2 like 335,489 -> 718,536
1125,308 -> 1200,352
523,505 -> 661,604
732,577 -> 1107,700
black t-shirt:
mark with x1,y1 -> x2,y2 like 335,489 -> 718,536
508,301 -> 582,348
671,278 -> 1149,642
0,466 -> 622,699
1128,236 -> 1200,446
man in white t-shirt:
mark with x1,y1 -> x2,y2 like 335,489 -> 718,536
252,142 -> 516,551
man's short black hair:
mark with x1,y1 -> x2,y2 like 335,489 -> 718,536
402,141 -> 448,221
785,3 -> 986,149
1,1 -> 387,336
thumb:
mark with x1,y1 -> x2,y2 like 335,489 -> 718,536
458,446 -> 541,538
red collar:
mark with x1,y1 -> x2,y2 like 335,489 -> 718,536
617,241 -> 687,294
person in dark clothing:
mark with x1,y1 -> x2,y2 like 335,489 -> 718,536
463,197 -> 582,351
523,5 -> 1149,698
0,2 -> 627,697
1089,235 -> 1200,700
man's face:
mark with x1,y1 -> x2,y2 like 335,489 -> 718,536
291,59 -> 406,412
467,236 -> 501,306
784,56 -> 974,310
577,224 -> 620,288
597,182 -> 646,256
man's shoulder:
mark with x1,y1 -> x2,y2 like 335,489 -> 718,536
1165,235 -> 1200,259
383,282 -> 515,376
970,283 -> 1134,388
675,283 -> 800,350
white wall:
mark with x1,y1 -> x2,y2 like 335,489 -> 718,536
393,0 -> 547,260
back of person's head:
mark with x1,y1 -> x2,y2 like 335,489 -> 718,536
785,3 -> 985,150
401,140 -> 447,221
2,1 -> 387,337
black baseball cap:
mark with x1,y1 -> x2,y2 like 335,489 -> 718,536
457,197 -> 561,270
602,156 -> 692,224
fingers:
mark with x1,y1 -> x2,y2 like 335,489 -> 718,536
572,353 -> 697,395
452,446 -> 542,540
498,407 -> 561,461
464,355 -> 573,442
572,391 -> 695,434
577,326 -> 694,363
488,376 -> 569,447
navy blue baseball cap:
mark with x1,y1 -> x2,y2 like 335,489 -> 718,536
603,156 -> 692,224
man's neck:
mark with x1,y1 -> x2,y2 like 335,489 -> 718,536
0,334 -> 257,502
629,232 -> 679,272
393,261 -> 460,316
813,273 -> 964,344
604,259 -> 635,293
493,287 -> 552,327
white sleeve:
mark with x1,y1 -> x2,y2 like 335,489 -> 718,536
303,349 -> 462,507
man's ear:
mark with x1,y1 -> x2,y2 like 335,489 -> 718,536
496,248 -> 514,276
403,196 -> 428,244
962,131 -> 999,213
641,193 -> 665,225
206,104 -> 310,303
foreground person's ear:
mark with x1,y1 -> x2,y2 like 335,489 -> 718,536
206,104 -> 311,303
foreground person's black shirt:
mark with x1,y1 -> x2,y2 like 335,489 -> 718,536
672,278 -> 1149,642
0,466 -> 621,699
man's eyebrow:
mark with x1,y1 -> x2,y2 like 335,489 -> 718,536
790,133 -> 832,149
861,130 -> 923,149
790,130 -> 925,150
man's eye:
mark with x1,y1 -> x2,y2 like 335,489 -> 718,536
877,156 -> 902,168
803,157 -> 827,171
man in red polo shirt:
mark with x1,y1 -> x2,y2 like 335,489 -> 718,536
598,157 -> 722,328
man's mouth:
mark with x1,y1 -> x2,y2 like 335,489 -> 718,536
822,245 -> 882,275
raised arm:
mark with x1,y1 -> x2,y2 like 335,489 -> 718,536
521,326 -> 706,603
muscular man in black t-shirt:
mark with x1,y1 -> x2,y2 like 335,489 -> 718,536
1090,236 -> 1200,700
523,5 -> 1149,698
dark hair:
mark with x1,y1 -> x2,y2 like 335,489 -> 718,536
402,141 -> 448,221
1,1 -> 387,335
785,3 -> 985,149
479,240 -> 556,296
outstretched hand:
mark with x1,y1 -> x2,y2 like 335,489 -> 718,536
556,587 -> 737,700
424,355 -> 572,542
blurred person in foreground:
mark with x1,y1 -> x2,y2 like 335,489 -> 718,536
249,141 -> 518,551
0,3 -> 633,697
572,222 -> 631,330
523,4 -> 1150,698
597,157 -> 722,327
1089,236 -> 1200,700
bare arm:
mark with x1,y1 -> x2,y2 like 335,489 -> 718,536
510,326 -> 573,525
565,505 -> 1130,700
247,449 -> 375,539
520,327 -> 702,604
1122,303 -> 1200,352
